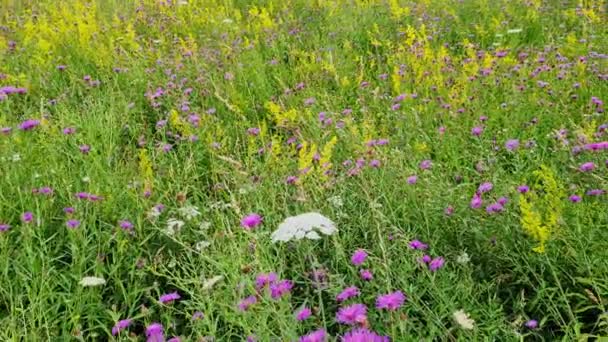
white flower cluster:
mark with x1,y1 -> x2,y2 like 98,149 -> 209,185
271,212 -> 336,243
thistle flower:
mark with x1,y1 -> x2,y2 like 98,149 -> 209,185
238,295 -> 257,311
159,291 -> 181,304
517,185 -> 530,193
505,139 -> 520,151
407,175 -> 417,184
119,220 -> 134,231
470,193 -> 482,209
66,219 -> 80,229
375,291 -> 406,310
296,307 -> 312,321
360,269 -> 373,281
146,323 -> 164,342
269,279 -> 293,299
477,182 -> 493,193
336,286 -> 360,302
255,272 -> 278,290
351,249 -> 367,266
21,212 -> 34,223
569,195 -> 582,202
409,239 -> 428,250
579,162 -> 595,172
336,303 -> 367,325
0,223 -> 11,232
79,145 -> 91,154
111,319 -> 132,336
419,160 -> 432,170
429,257 -> 445,271
241,213 -> 263,230
525,319 -> 538,329
18,119 -> 40,131
471,126 -> 483,136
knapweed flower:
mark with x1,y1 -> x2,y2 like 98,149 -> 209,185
409,239 -> 428,250
486,203 -> 504,214
63,127 -> 76,135
336,303 -> 368,325
18,119 -> 40,131
419,159 -> 432,170
351,249 -> 367,266
255,272 -> 278,290
79,276 -> 106,287
21,212 -> 34,223
525,319 -> 538,329
477,182 -> 493,193
360,269 -> 373,281
341,329 -> 389,342
79,145 -> 91,154
269,279 -> 293,299
420,255 -> 432,264
471,126 -> 483,136
407,175 -> 417,184
146,323 -> 164,342
336,286 -> 360,302
0,223 -> 11,232
376,291 -> 406,310
569,195 -> 582,202
247,127 -> 260,136
241,213 -> 263,230
119,220 -> 134,231
159,291 -> 181,304
238,295 -> 257,311
517,185 -> 530,193
111,319 -> 132,336
470,193 -> 482,209
299,329 -> 327,342
369,159 -> 381,168
579,162 -> 595,172
192,311 -> 204,321
429,257 -> 445,271
453,310 -> 475,330
66,219 -> 80,229
167,337 -> 181,342
505,139 -> 520,151
296,307 -> 312,321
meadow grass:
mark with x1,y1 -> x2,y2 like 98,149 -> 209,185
0,0 -> 607,340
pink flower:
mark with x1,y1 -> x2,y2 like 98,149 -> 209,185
429,257 -> 445,271
159,291 -> 181,304
360,269 -> 373,281
336,286 -> 360,302
336,303 -> 367,325
470,193 -> 482,209
351,249 -> 367,266
241,213 -> 263,230
296,307 -> 312,321
408,239 -> 428,250
579,162 -> 595,172
375,291 -> 406,310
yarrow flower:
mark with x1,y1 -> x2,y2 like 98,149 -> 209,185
271,212 -> 336,242
336,303 -> 368,325
336,286 -> 360,302
351,249 -> 367,266
375,291 -> 406,310
453,310 -> 475,330
341,329 -> 389,342
159,291 -> 181,304
111,319 -> 132,336
241,213 -> 263,230
299,328 -> 327,342
79,276 -> 106,287
296,307 -> 312,321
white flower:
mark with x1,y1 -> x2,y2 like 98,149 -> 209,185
166,218 -> 185,236
79,276 -> 106,287
147,207 -> 162,221
178,205 -> 200,221
327,196 -> 343,207
202,275 -> 223,290
222,18 -> 233,24
195,240 -> 211,251
11,154 -> 21,162
507,28 -> 523,34
82,176 -> 90,183
453,310 -> 475,330
456,251 -> 471,264
271,212 -> 336,243
199,221 -> 211,230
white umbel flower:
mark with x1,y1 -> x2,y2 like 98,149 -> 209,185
271,212 -> 336,243
79,276 -> 106,287
166,218 -> 185,236
453,309 -> 475,330
202,275 -> 223,290
178,205 -> 200,221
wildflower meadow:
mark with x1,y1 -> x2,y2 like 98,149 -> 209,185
1,0 -> 607,340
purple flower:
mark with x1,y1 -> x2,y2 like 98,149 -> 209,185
18,119 -> 40,131
192,311 -> 204,320
299,329 -> 327,342
238,295 -> 257,311
336,303 -> 368,325
429,257 -> 445,271
63,127 -> 76,135
286,175 -> 298,184
478,182 -> 493,193
497,197 -> 508,206
505,139 -> 520,151
586,189 -> 605,196
583,141 -> 608,151
66,219 -> 80,229
167,337 -> 181,342
486,203 -> 504,214
111,319 -> 132,336
470,193 -> 482,209
408,239 -> 428,250
1,127 -> 11,135
336,286 -> 360,302
525,319 -> 538,329
341,329 -> 389,342
21,212 -> 34,223
420,255 -> 432,264
255,272 -> 278,290
145,323 -> 164,342
569,195 -> 582,203
159,291 -> 181,304
419,159 -> 432,170
351,249 -> 367,266
63,207 -> 75,214
471,126 -> 484,136
296,307 -> 312,321
369,159 -> 381,168
79,145 -> 91,154
119,220 -> 134,231
241,213 -> 263,230
517,185 -> 530,194
376,291 -> 406,310
247,127 -> 261,136
360,269 -> 373,281
407,175 -> 417,184
269,279 -> 293,299
579,162 -> 595,172
444,206 -> 454,216
0,223 -> 10,232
